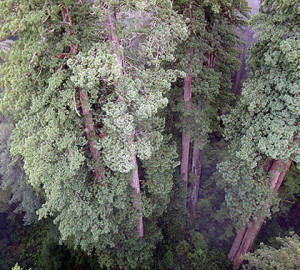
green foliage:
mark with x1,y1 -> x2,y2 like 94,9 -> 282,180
171,0 -> 247,146
0,1 -> 189,268
218,0 -> 300,228
278,164 -> 300,214
155,230 -> 231,270
195,138 -> 235,247
243,233 -> 300,270
0,36 -> 41,225
2,1 -> 297,269
19,219 -> 101,270
0,114 -> 41,225
12,263 -> 26,270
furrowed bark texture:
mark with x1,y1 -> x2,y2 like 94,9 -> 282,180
180,73 -> 192,184
229,159 -> 292,269
106,7 -> 143,238
62,7 -> 103,183
190,143 -> 202,225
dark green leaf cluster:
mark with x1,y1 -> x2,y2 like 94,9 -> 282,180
243,233 -> 300,270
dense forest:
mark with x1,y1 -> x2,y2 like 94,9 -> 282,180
0,0 -> 299,269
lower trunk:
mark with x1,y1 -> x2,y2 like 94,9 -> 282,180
229,217 -> 265,269
190,142 -> 202,225
129,145 -> 144,238
229,159 -> 292,269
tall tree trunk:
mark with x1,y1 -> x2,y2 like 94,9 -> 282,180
106,7 -> 143,237
190,141 -> 202,225
229,159 -> 292,269
180,73 -> 192,184
61,7 -> 103,184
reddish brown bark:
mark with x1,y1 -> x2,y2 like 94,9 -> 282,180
190,142 -> 202,225
229,159 -> 292,269
180,73 -> 192,184
106,6 -> 143,237
61,7 -> 102,183
79,91 -> 103,183
106,9 -> 124,72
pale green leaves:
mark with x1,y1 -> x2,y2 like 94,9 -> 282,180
68,43 -> 122,88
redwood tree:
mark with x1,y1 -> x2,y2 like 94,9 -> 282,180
0,0 -> 188,268
218,0 -> 299,268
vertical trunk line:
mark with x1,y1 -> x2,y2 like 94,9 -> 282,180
106,6 -> 143,237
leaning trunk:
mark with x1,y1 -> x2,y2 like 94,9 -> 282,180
61,7 -> 103,184
190,141 -> 202,225
106,7 -> 143,237
229,159 -> 292,269
79,90 -> 103,184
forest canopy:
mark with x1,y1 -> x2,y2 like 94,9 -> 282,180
0,0 -> 298,269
